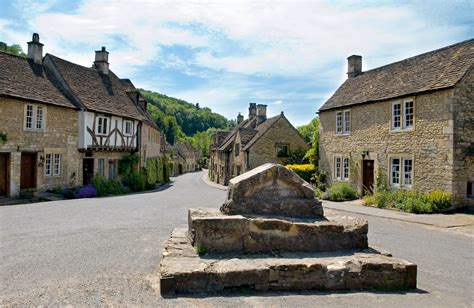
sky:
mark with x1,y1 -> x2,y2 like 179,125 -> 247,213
0,0 -> 472,126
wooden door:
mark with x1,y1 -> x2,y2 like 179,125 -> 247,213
83,158 -> 94,185
0,153 -> 9,196
20,152 -> 36,190
362,160 -> 374,195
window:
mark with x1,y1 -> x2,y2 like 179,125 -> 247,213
97,116 -> 108,135
36,107 -> 44,130
25,104 -> 46,131
108,160 -> 117,179
392,100 -> 414,131
335,156 -> 342,179
392,103 -> 401,129
234,143 -> 240,157
336,111 -> 343,134
276,144 -> 289,157
390,157 -> 413,187
53,154 -> 61,176
467,182 -> 473,198
343,157 -> 349,180
343,110 -> 350,134
124,120 -> 132,136
404,101 -> 414,128
45,154 -> 52,176
336,110 -> 350,134
97,159 -> 104,176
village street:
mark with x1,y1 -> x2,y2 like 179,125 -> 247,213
0,171 -> 473,307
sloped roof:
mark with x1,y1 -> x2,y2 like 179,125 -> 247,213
319,39 -> 474,111
218,117 -> 257,151
0,52 -> 76,108
238,127 -> 257,146
47,54 -> 146,120
243,115 -> 283,150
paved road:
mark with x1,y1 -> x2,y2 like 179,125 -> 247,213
1,171 -> 473,307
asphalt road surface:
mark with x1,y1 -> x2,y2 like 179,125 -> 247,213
1,171 -> 473,307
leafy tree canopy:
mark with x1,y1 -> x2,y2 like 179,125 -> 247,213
297,117 -> 320,166
0,42 -> 26,57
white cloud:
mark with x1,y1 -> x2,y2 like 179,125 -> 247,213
272,100 -> 283,105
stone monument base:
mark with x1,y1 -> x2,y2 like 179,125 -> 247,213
189,208 -> 368,253
157,228 -> 417,296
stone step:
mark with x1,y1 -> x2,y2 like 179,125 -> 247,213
157,228 -> 417,296
188,208 -> 368,253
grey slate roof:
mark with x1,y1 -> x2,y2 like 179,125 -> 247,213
319,39 -> 474,111
242,115 -> 283,150
0,52 -> 76,108
47,54 -> 146,120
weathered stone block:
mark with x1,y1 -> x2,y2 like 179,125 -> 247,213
157,228 -> 417,296
221,163 -> 323,218
188,208 -> 368,253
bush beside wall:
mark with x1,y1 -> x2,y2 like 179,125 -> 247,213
364,189 -> 452,214
285,164 -> 317,183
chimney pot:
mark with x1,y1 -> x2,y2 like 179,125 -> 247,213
347,55 -> 362,78
27,33 -> 44,64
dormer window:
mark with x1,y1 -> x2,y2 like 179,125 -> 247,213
96,116 -> 108,135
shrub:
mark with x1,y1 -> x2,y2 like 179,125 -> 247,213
324,182 -> 358,201
118,154 -> 140,177
91,176 -> 128,196
75,184 -> 97,198
285,164 -> 317,183
62,188 -> 76,199
124,171 -> 146,192
363,189 -> 451,214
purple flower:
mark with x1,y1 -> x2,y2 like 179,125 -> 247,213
75,184 -> 97,198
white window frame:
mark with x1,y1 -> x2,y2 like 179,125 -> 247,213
343,110 -> 351,134
391,99 -> 414,132
343,157 -> 350,180
404,100 -> 414,129
24,104 -> 46,131
45,153 -> 52,176
334,155 -> 342,180
335,111 -> 343,134
53,154 -> 61,176
96,116 -> 109,135
97,158 -> 105,176
124,120 -> 133,136
390,155 -> 413,188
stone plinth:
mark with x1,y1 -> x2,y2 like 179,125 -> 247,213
157,229 -> 417,296
188,208 -> 368,253
221,164 -> 323,218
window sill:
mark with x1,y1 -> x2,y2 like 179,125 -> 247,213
389,128 -> 414,133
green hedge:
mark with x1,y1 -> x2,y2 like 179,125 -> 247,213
364,189 -> 451,214
285,164 -> 317,183
91,176 -> 128,196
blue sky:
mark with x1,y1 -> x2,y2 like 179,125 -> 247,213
1,0 -> 472,126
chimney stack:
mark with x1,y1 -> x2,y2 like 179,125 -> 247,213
256,104 -> 267,124
27,33 -> 43,64
248,103 -> 257,119
237,112 -> 244,124
347,55 -> 362,78
94,46 -> 109,74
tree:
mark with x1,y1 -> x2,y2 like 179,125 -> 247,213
0,42 -> 26,57
297,117 -> 320,167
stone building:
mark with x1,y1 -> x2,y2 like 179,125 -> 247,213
209,103 -> 308,185
318,39 -> 473,208
0,35 -> 81,197
0,33 -> 163,196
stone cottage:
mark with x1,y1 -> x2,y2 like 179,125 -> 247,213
318,39 -> 473,208
0,33 -> 163,196
209,103 -> 308,185
0,34 -> 81,196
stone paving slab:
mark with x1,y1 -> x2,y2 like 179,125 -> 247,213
157,228 -> 417,296
188,208 -> 368,253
